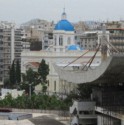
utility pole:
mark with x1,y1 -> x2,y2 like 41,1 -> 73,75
29,84 -> 32,98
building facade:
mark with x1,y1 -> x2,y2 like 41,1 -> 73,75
0,22 -> 23,84
21,12 -> 101,95
21,19 -> 54,51
76,30 -> 109,51
107,28 -> 124,53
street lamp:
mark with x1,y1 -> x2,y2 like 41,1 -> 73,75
23,81 -> 33,98
29,83 -> 32,98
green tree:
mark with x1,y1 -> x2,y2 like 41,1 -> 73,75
65,84 -> 93,106
76,84 -> 92,99
16,59 -> 21,84
9,60 -> 16,88
38,59 -> 49,82
0,93 -> 71,110
3,93 -> 13,108
38,59 -> 49,93
20,68 -> 40,94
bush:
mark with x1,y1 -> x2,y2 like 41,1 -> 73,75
0,93 -> 72,110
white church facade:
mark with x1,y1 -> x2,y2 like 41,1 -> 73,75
21,11 -> 101,95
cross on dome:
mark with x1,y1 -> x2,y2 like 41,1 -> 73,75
61,8 -> 67,20
54,9 -> 74,31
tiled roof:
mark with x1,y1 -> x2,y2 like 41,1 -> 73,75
28,62 -> 40,68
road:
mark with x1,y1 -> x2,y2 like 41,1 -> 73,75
29,115 -> 66,125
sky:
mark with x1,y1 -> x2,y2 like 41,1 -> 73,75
0,0 -> 123,25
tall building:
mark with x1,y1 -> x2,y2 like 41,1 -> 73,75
105,21 -> 124,53
42,31 -> 53,50
76,31 -> 98,50
76,31 -> 109,50
0,22 -> 22,84
107,28 -> 124,53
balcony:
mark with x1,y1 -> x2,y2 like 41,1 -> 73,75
4,51 -> 10,54
95,106 -> 124,120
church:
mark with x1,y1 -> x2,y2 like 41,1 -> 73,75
21,11 -> 101,95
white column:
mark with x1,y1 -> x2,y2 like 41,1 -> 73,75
121,120 -> 124,125
11,26 -> 15,64
56,34 -> 59,46
97,116 -> 103,125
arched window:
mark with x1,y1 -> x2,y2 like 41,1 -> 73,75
54,81 -> 56,91
59,36 -> 63,46
68,37 -> 71,44
54,36 -> 57,45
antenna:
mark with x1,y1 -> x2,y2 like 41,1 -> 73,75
61,6 -> 67,20
64,1 -> 65,12
63,7 -> 65,13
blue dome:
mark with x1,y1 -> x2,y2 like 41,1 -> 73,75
55,19 -> 74,31
67,44 -> 83,51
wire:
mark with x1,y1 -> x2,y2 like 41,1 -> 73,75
104,38 -> 119,53
82,44 -> 101,71
64,50 -> 90,68
64,31 -> 119,69
88,44 -> 101,68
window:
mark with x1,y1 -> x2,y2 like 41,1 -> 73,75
47,80 -> 49,86
8,43 -> 10,46
59,36 -> 63,46
44,40 -> 48,44
0,78 -> 2,81
110,30 -> 114,33
54,36 -> 57,45
54,81 -> 56,91
7,37 -> 11,41
68,37 -> 71,44
60,48 -> 63,52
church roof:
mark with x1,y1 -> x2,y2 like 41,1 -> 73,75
67,44 -> 83,51
24,62 -> 40,68
55,19 -> 74,31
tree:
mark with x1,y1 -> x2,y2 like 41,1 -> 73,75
16,59 -> 21,84
38,59 -> 49,93
76,84 -> 93,99
38,59 -> 49,83
9,60 -> 16,88
20,68 -> 40,94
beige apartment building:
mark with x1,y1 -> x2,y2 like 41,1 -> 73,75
0,22 -> 22,84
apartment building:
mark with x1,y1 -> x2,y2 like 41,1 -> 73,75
0,22 -> 22,84
107,28 -> 124,53
76,29 -> 110,51
76,31 -> 98,50
42,31 -> 53,50
21,19 -> 54,50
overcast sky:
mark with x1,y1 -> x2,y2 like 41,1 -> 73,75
0,0 -> 123,25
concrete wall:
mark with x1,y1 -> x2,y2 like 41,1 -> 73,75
71,101 -> 96,111
12,108 -> 69,116
97,115 -> 121,125
1,89 -> 24,99
0,112 -> 32,120
121,120 -> 124,125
